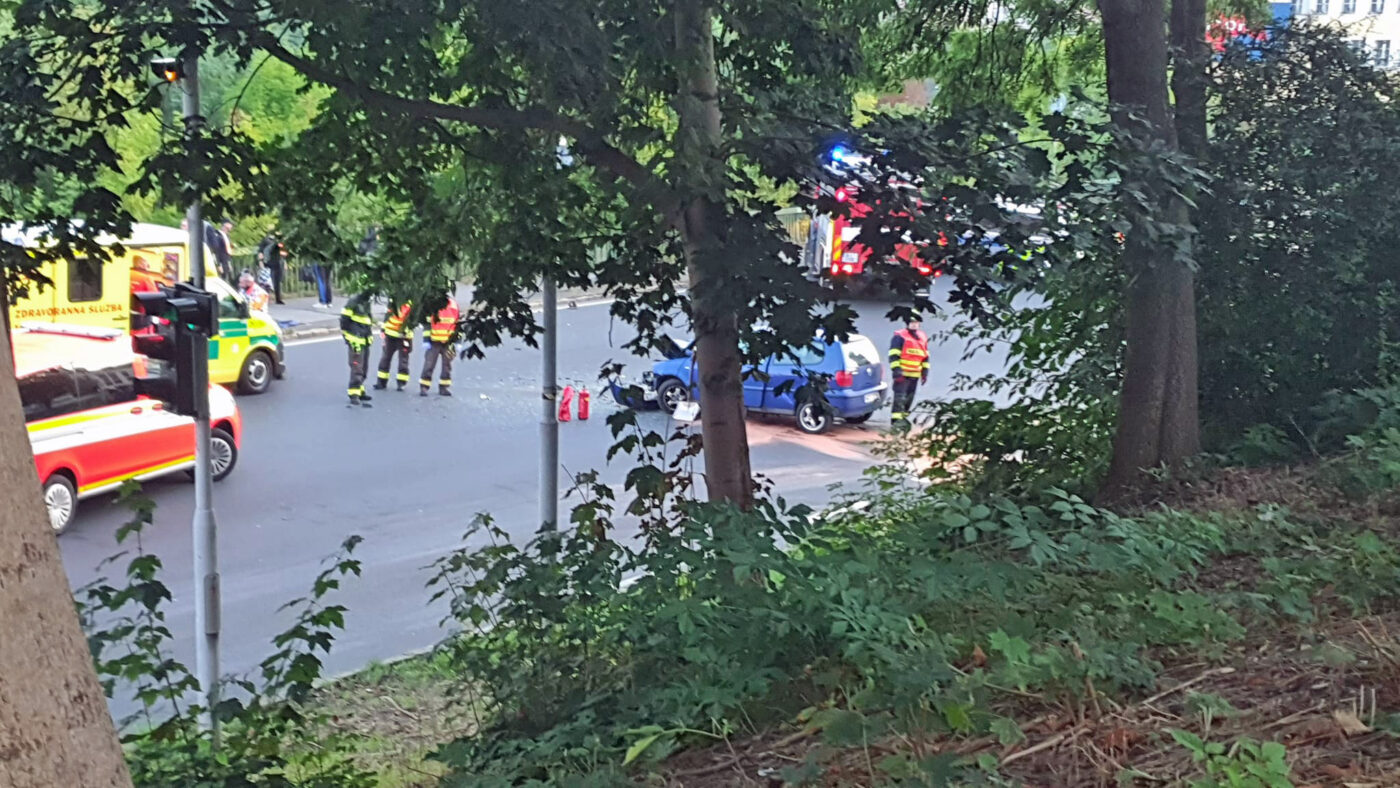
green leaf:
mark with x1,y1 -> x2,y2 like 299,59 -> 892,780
623,733 -> 662,765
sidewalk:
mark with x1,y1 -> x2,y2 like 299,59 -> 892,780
267,284 -> 612,339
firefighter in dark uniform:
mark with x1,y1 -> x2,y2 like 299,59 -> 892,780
341,291 -> 375,407
419,293 -> 460,397
373,299 -> 414,391
888,312 -> 929,423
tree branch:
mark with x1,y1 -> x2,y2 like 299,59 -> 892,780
256,37 -> 679,222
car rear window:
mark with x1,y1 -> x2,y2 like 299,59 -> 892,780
842,335 -> 880,369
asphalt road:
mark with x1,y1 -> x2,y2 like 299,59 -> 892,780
57,287 -> 1015,719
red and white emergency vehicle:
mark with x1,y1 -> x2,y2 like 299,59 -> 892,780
810,183 -> 943,280
15,323 -> 242,534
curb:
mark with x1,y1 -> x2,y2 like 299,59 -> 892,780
278,289 -> 615,340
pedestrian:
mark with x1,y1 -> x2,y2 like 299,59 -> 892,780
213,220 -> 235,283
341,291 -> 375,407
418,292 -> 460,397
238,270 -> 270,312
374,298 -> 414,391
256,231 -> 286,304
311,256 -> 334,308
888,311 -> 929,423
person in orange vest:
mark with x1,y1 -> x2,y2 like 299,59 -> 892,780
888,312 -> 930,423
373,298 -> 414,391
418,292 -> 460,396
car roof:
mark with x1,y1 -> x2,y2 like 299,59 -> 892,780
1,221 -> 188,249
12,324 -> 134,378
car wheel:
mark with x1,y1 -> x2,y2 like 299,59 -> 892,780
657,378 -> 690,415
237,350 -> 274,395
43,474 -> 77,535
210,428 -> 238,481
844,412 -> 873,425
796,399 -> 833,435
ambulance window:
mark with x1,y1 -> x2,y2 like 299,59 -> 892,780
72,364 -> 136,409
68,258 -> 103,302
17,367 -> 81,423
219,293 -> 241,318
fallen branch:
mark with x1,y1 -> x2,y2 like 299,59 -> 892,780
1140,667 -> 1236,707
1001,725 -> 1089,767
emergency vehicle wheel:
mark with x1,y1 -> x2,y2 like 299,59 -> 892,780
43,474 -> 77,535
657,378 -> 690,415
210,428 -> 238,481
796,399 -> 833,435
238,350 -> 275,395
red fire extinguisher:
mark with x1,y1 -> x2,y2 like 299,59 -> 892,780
559,385 -> 574,422
578,388 -> 590,421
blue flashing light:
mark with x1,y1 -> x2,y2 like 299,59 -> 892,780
829,144 -> 853,164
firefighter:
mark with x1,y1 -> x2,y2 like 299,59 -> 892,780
341,291 -> 375,407
419,292 -> 460,397
373,298 -> 414,391
888,312 -> 929,423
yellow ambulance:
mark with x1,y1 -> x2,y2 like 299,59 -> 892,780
6,223 -> 286,394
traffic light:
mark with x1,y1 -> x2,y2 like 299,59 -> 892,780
131,283 -> 218,417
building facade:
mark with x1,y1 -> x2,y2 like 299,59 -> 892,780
1290,0 -> 1400,67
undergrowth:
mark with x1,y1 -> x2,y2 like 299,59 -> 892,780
422,424 -> 1400,786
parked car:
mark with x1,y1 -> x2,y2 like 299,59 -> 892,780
620,332 -> 887,434
16,324 -> 243,534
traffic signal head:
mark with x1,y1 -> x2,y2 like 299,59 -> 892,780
151,57 -> 182,83
133,282 -> 218,337
131,323 -> 201,416
130,282 -> 216,417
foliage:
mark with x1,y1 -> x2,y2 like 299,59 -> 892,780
1196,26 -> 1400,448
1171,730 -> 1294,788
412,415 -> 1400,785
74,483 -> 373,787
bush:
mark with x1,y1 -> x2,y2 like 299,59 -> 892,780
76,484 -> 374,787
420,468 -> 1400,785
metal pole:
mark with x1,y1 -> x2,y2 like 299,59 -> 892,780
182,53 -> 220,737
539,276 -> 558,536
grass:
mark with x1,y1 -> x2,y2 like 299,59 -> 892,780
308,649 -> 472,787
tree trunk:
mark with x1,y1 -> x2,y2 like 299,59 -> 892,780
673,0 -> 754,508
0,319 -> 134,787
1099,0 -> 1201,497
1170,0 -> 1209,159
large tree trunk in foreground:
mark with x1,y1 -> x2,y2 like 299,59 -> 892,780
1099,0 -> 1201,498
673,0 -> 754,508
0,319 -> 133,787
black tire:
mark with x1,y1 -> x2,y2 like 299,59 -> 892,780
188,428 -> 239,481
210,428 -> 238,481
657,378 -> 691,415
237,349 -> 275,395
43,474 -> 77,535
844,412 -> 873,425
795,399 -> 833,435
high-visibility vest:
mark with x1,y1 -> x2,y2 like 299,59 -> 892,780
889,328 -> 929,378
340,294 -> 374,348
383,301 -> 413,338
427,298 -> 459,344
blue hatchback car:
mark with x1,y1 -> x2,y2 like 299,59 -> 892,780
635,333 -> 887,434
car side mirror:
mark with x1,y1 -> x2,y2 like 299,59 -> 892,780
238,299 -> 250,319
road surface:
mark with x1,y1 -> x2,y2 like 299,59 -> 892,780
56,289 -> 1014,718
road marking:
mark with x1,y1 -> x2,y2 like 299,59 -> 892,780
284,297 -> 618,347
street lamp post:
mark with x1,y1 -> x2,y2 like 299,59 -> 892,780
178,52 -> 221,736
540,276 -> 558,537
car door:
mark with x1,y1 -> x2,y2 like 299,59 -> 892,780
69,361 -> 180,484
760,341 -> 826,414
739,342 -> 766,409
